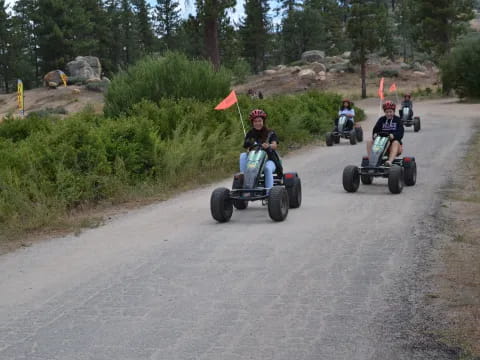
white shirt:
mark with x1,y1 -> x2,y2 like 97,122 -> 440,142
338,108 -> 355,120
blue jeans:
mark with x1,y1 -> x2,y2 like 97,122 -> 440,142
239,152 -> 276,190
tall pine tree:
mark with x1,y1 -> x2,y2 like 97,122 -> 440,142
155,0 -> 181,50
240,0 -> 270,73
410,0 -> 474,57
347,0 -> 384,98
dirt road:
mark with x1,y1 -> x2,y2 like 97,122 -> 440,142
0,99 -> 478,359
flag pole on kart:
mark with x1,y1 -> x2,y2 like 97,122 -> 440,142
214,90 -> 246,136
389,82 -> 399,104
378,77 -> 385,116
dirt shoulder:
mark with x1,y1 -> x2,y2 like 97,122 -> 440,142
0,85 -> 104,120
429,128 -> 480,357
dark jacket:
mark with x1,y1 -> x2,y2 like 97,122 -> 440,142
372,115 -> 404,144
243,128 -> 279,162
401,100 -> 413,109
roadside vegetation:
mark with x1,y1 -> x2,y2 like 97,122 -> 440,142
0,54 -> 365,240
441,33 -> 480,99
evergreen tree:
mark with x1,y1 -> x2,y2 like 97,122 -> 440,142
347,0 -> 384,98
240,0 -> 270,73
410,0 -> 474,57
104,0 -> 124,73
13,0 -> 40,87
195,0 -> 236,69
132,0 -> 155,54
155,0 -> 181,50
0,0 -> 12,92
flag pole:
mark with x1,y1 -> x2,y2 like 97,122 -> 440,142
236,102 -> 246,136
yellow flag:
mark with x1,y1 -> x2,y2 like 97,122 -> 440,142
17,80 -> 24,112
60,73 -> 68,87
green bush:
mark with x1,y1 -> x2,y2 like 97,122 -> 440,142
104,52 -> 232,117
441,33 -> 480,98
378,69 -> 399,78
230,58 -> 252,84
0,90 -> 364,238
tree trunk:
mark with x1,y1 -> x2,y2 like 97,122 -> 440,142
360,45 -> 367,99
205,18 -> 220,70
361,60 -> 366,99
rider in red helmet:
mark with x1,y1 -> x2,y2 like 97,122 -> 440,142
240,109 -> 279,191
366,101 -> 404,166
399,93 -> 414,120
334,99 -> 355,131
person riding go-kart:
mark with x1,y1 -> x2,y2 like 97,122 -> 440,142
399,94 -> 421,132
210,109 -> 302,223
343,100 -> 417,194
326,99 -> 363,146
368,101 -> 403,167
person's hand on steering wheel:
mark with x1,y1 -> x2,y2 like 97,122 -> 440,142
261,142 -> 270,150
389,134 -> 394,140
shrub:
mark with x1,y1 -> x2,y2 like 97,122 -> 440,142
104,52 -> 232,117
230,58 -> 252,84
378,69 -> 399,78
441,33 -> 480,98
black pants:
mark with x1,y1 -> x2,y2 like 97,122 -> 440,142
335,118 -> 353,131
399,109 -> 413,120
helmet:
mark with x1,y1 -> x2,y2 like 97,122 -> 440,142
249,109 -> 267,121
382,101 -> 396,111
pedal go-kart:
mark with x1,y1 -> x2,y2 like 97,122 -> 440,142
210,143 -> 302,223
342,132 -> 417,194
325,115 -> 363,146
400,106 -> 421,132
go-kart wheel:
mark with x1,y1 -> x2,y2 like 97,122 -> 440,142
343,165 -> 360,192
233,200 -> 248,210
355,127 -> 363,142
413,117 -> 421,132
286,177 -> 302,208
325,132 -> 334,146
210,187 -> 233,222
361,174 -> 373,185
403,160 -> 417,186
349,130 -> 357,145
388,165 -> 404,194
232,175 -> 248,210
334,135 -> 340,144
268,187 -> 289,222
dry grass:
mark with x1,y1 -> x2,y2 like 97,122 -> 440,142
436,130 -> 480,357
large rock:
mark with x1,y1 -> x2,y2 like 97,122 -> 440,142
413,71 -> 428,77
413,62 -> 427,73
263,69 -> 277,75
317,71 -> 326,81
66,56 -> 102,82
298,69 -> 317,80
342,51 -> 351,59
328,62 -> 352,73
310,62 -> 327,73
301,50 -> 325,63
43,70 -> 66,87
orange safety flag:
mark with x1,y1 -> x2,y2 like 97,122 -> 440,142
389,83 -> 397,93
214,90 -> 238,110
378,77 -> 385,100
